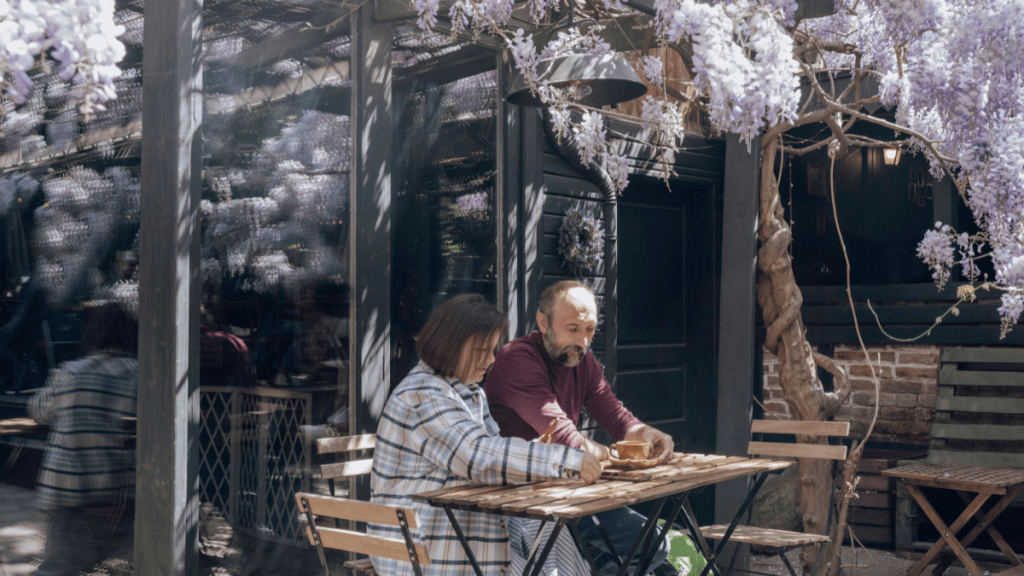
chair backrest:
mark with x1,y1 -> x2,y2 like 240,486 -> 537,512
295,492 -> 430,573
748,420 -> 850,461
317,433 -> 375,481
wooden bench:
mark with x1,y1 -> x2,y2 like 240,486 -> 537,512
886,347 -> 1024,575
929,347 -> 1024,468
311,433 -> 383,575
699,420 -> 850,576
296,491 -> 430,576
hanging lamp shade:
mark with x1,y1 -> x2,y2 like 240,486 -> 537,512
505,53 -> 648,108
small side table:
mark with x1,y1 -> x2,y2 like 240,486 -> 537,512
882,462 -> 1024,576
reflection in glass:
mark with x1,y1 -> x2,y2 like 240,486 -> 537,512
391,27 -> 499,387
198,3 -> 353,551
0,6 -> 144,572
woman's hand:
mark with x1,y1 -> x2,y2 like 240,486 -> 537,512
579,452 -> 602,484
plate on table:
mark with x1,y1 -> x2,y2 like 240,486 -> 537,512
606,457 -> 662,470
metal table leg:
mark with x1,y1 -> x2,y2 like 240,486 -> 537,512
444,505 -> 486,576
570,520 -> 603,575
528,520 -> 567,576
635,495 -> 688,576
615,497 -> 667,576
678,497 -> 723,576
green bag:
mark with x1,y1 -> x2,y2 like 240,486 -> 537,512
656,520 -> 707,576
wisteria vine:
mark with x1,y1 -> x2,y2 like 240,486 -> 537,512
0,0 -> 126,120
413,0 -> 1024,336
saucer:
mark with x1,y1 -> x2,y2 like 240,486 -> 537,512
606,457 -> 662,470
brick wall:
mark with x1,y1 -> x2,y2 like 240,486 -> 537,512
762,344 -> 939,444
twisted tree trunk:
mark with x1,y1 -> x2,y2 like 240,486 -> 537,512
756,137 -> 853,573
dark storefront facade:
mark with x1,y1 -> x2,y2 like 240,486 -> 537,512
0,0 -> 766,572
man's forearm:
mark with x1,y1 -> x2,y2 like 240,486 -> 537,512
580,436 -> 610,461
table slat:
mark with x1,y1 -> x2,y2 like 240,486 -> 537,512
410,483 -> 507,503
413,454 -> 794,523
882,462 -> 1024,491
536,479 -> 698,519
498,480 -> 637,514
468,481 -> 588,509
646,456 -> 756,481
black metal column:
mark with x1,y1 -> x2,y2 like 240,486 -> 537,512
350,5 -> 392,500
602,169 -> 618,390
715,133 -> 761,573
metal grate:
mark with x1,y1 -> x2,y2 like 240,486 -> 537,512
200,386 -> 312,545
200,387 -> 238,525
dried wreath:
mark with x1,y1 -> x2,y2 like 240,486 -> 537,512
558,207 -> 604,277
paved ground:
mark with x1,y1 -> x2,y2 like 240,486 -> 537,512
749,546 -> 984,576
0,481 -> 1008,576
0,482 -> 334,576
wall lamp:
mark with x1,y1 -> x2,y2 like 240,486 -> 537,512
883,147 -> 902,165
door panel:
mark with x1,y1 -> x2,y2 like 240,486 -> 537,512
615,182 -> 690,447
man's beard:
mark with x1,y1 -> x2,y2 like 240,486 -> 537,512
543,329 -> 586,367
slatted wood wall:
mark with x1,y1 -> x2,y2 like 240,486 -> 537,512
927,347 -> 1024,468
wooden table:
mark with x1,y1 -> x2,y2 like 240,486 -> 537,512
412,453 -> 793,576
882,461 -> 1024,576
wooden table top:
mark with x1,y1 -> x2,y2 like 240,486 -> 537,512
412,453 -> 792,521
882,461 -> 1024,494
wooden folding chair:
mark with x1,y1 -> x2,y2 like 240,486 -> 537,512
698,420 -> 850,576
296,491 -> 430,576
311,433 -> 379,574
317,433 -> 375,497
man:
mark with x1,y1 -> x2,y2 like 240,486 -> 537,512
484,280 -> 673,576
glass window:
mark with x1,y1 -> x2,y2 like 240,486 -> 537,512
0,5 -> 144,572
390,27 -> 499,386
198,2 -> 353,548
786,147 -> 936,286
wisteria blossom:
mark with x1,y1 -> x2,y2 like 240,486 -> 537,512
539,28 -> 612,60
574,111 -> 606,166
1,0 -> 126,120
641,55 -> 664,85
411,0 -> 1024,335
455,192 -> 489,217
32,166 -> 139,304
202,110 -> 349,293
605,153 -> 630,194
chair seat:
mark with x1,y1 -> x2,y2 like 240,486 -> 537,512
344,557 -> 376,575
699,525 -> 830,548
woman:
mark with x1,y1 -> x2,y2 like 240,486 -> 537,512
369,293 -> 601,576
28,302 -> 138,576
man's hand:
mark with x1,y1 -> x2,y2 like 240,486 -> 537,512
624,424 -> 674,463
579,452 -> 602,484
581,437 -> 610,461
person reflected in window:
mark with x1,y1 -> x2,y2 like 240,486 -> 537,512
369,293 -> 601,576
484,281 -> 673,576
28,302 -> 138,576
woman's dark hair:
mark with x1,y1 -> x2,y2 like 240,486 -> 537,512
78,303 -> 139,358
416,294 -> 507,377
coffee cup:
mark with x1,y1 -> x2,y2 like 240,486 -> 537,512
610,440 -> 652,461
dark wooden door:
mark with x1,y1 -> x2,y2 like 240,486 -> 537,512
613,177 -> 718,456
